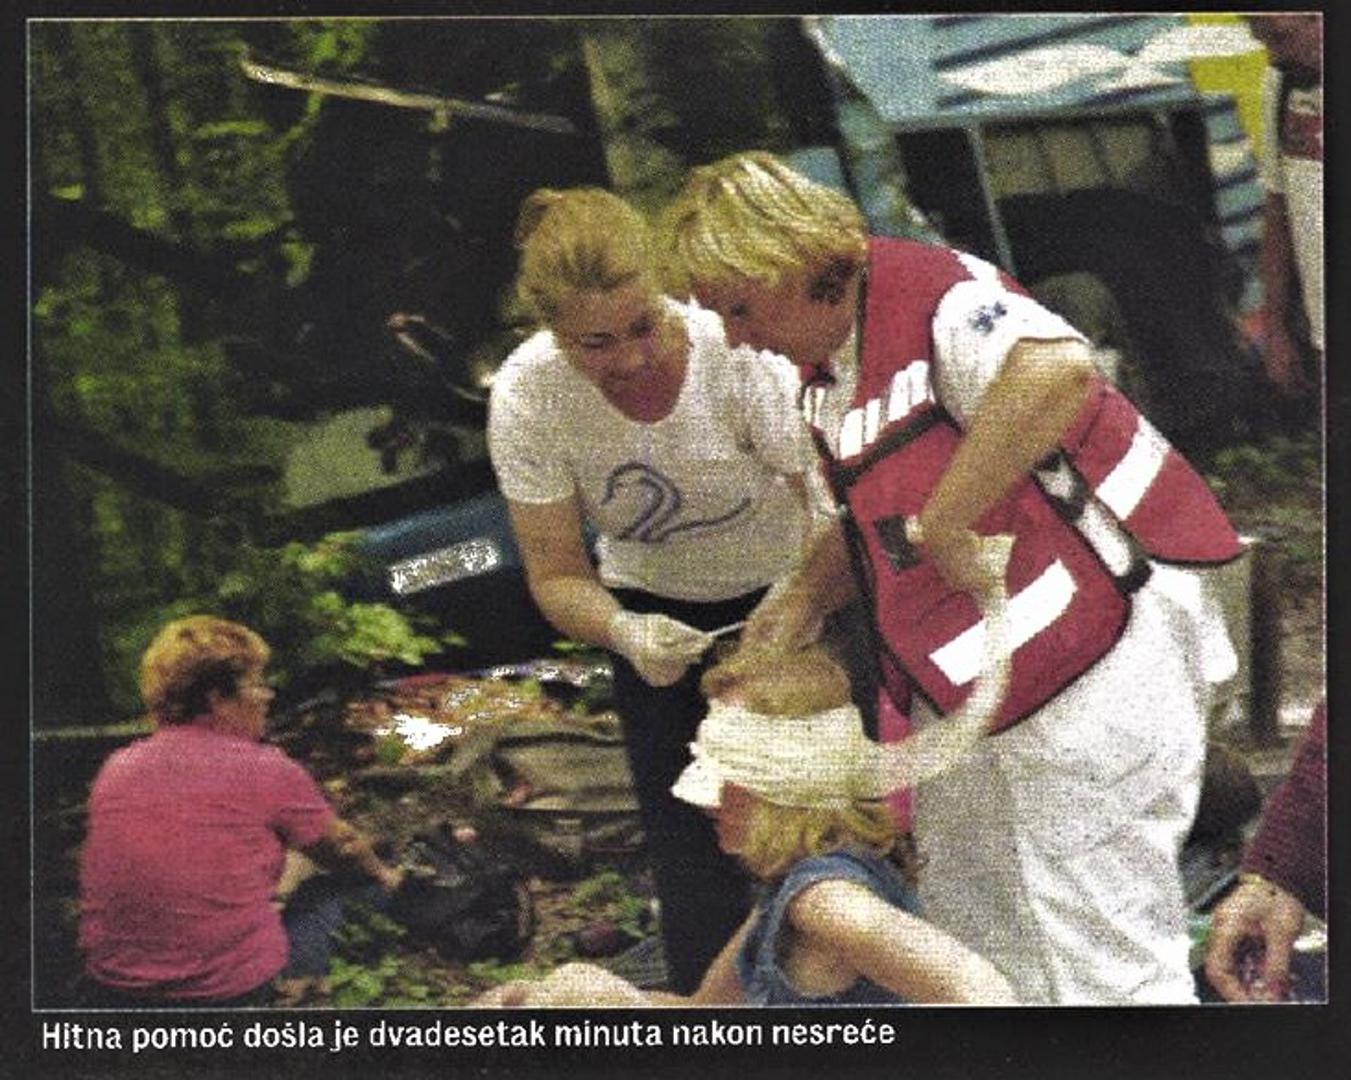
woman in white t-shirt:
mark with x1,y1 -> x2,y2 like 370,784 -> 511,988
487,187 -> 814,991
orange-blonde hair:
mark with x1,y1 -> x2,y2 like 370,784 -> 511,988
139,615 -> 269,724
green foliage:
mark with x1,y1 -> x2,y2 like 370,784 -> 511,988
209,533 -> 462,686
568,683 -> 614,718
327,955 -> 397,1007
550,640 -> 615,716
103,531 -> 463,713
374,731 -> 410,766
324,903 -> 450,1007
569,869 -> 649,938
332,904 -> 407,959
514,677 -> 544,700
298,21 -> 374,73
1207,432 -> 1323,591
261,21 -> 379,153
279,230 -> 316,286
1206,432 -> 1323,507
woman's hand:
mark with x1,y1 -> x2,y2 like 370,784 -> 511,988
741,575 -> 824,653
608,611 -> 712,687
1204,875 -> 1307,1002
917,522 -> 1009,606
376,864 -> 406,894
742,520 -> 854,652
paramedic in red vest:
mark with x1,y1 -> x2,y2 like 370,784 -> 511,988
660,151 -> 1243,1005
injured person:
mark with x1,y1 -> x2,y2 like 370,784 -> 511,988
478,538 -> 1018,1006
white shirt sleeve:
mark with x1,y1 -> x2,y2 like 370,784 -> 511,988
736,346 -> 814,476
487,355 -> 575,504
1260,66 -> 1284,195
931,278 -> 1087,428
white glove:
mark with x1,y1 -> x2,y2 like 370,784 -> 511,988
607,610 -> 713,687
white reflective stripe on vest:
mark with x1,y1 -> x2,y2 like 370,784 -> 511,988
1095,415 -> 1169,521
839,409 -> 866,458
929,559 -> 1077,687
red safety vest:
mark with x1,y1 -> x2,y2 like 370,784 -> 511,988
804,238 -> 1241,731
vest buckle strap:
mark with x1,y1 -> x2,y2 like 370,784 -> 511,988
1116,554 -> 1153,596
1036,453 -> 1089,523
874,514 -> 922,573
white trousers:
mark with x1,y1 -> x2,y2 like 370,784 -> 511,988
913,585 -> 1211,1005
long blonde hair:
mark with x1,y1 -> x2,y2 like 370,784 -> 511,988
737,797 -> 897,882
513,187 -> 654,323
660,151 -> 868,297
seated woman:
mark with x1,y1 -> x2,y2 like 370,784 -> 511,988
77,615 -> 404,1007
480,642 -> 1016,1007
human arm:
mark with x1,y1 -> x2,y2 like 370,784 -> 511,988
300,817 -> 404,892
667,912 -> 754,1006
507,496 -> 710,685
919,333 -> 1094,595
489,350 -> 645,650
474,917 -> 753,1007
1241,700 -> 1327,915
507,495 -> 620,646
1204,702 -> 1326,1002
785,472 -> 816,553
740,516 -> 857,651
788,878 -> 1016,1004
1259,193 -> 1310,395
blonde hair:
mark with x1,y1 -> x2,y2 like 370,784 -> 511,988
702,643 -> 897,880
700,642 -> 852,715
139,615 -> 269,724
660,151 -> 868,296
738,797 -> 897,881
513,187 -> 654,323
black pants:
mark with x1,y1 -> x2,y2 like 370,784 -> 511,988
610,586 -> 764,994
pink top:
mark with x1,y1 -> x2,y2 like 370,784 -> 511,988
79,724 -> 335,1000
1242,699 -> 1326,918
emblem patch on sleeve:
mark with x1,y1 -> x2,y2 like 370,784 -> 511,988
967,301 -> 1007,335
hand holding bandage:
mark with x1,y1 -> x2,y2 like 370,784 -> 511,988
909,516 -> 1010,607
675,533 -> 1017,812
608,610 -> 713,687
741,573 -> 826,653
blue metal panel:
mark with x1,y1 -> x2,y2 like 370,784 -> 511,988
360,490 -> 522,568
1197,93 -> 1266,312
816,14 -> 1200,127
782,146 -> 850,193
